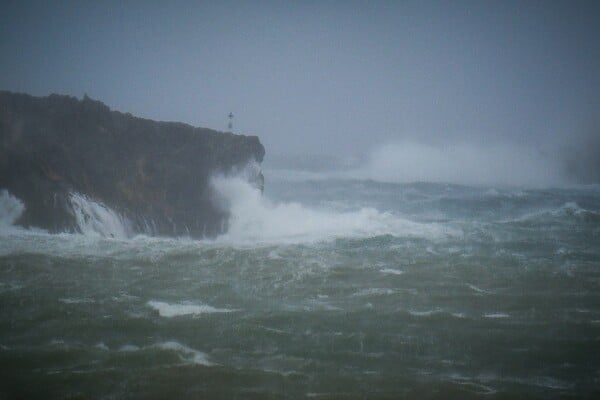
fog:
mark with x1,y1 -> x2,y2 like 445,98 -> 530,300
1,0 -> 598,185
356,141 -> 562,186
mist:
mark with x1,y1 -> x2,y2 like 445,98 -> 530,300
355,141 -> 563,186
1,0 -> 598,185
2,3 -> 600,397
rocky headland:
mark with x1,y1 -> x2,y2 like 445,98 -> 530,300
0,91 -> 264,237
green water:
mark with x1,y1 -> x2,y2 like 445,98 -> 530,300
1,179 -> 599,399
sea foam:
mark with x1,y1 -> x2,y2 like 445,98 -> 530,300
154,341 -> 215,366
147,300 -> 238,317
69,193 -> 130,238
210,173 -> 456,244
379,268 -> 404,275
112,341 -> 214,366
0,190 -> 24,228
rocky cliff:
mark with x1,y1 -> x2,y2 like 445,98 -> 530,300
0,91 -> 264,237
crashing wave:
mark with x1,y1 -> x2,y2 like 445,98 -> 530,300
0,189 -> 25,228
69,193 -> 131,238
209,173 -> 457,245
505,202 -> 600,225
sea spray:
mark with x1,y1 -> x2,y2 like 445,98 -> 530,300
210,172 -> 455,244
352,141 -> 564,186
0,190 -> 24,227
69,193 -> 131,238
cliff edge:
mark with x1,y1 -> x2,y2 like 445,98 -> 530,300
0,91 -> 265,237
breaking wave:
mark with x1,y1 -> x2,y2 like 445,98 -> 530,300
210,174 -> 456,244
147,300 -> 238,317
0,190 -> 24,228
0,189 -> 132,239
69,193 -> 131,238
506,202 -> 600,225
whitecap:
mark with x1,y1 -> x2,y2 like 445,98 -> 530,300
118,344 -> 140,352
466,284 -> 491,294
147,300 -> 238,318
408,309 -> 442,317
379,268 -> 404,275
94,342 -> 109,351
59,297 -> 95,304
209,173 -> 458,245
154,341 -> 214,366
483,313 -> 509,318
352,288 -> 396,297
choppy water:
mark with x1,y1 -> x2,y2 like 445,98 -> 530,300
1,173 -> 599,399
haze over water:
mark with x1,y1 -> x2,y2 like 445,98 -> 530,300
1,1 -> 599,182
1,1 -> 600,399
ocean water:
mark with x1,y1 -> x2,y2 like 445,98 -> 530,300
1,172 -> 599,399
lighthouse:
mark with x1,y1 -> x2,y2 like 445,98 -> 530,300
227,112 -> 234,132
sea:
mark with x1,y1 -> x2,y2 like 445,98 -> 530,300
1,166 -> 599,399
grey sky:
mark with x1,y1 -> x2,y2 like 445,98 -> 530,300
1,0 -> 598,161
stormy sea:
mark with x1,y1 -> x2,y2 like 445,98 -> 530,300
1,168 -> 599,399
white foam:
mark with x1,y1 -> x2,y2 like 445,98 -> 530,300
94,342 -> 109,351
466,284 -> 490,294
352,288 -> 396,297
118,344 -> 140,352
379,268 -> 404,275
154,341 -> 214,366
59,297 -> 95,304
408,309 -> 442,317
69,192 -> 130,238
112,341 -> 214,366
483,312 -> 509,319
506,201 -> 598,224
147,300 -> 238,317
0,190 -> 24,227
210,173 -> 456,245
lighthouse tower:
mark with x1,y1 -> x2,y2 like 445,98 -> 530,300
227,112 -> 234,132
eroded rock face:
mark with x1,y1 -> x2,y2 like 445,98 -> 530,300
0,91 -> 265,237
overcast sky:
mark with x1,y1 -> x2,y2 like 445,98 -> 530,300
1,0 -> 598,163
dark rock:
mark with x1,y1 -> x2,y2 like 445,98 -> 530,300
0,90 -> 265,237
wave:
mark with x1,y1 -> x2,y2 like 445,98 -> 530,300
116,341 -> 215,366
505,202 -> 600,225
401,309 -> 467,319
483,312 -> 509,319
379,268 -> 404,275
0,190 -> 25,228
147,300 -> 238,317
352,288 -> 397,297
154,341 -> 215,366
0,188 -> 133,239
69,193 -> 131,238
210,174 -> 456,244
466,284 -> 491,294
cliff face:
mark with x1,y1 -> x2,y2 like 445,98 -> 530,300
0,91 -> 264,237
